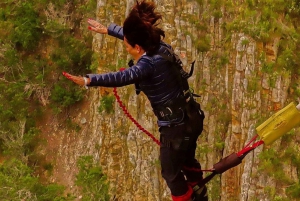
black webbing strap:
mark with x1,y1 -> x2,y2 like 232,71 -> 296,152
157,48 -> 199,100
196,172 -> 217,188
157,47 -> 195,79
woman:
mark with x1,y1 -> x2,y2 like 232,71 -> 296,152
64,1 -> 207,201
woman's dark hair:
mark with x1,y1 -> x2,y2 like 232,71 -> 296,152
123,0 -> 165,55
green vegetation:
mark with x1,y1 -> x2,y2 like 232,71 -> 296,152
98,95 -> 115,114
0,0 -> 95,133
286,183 -> 300,199
75,156 -> 110,201
0,0 -> 111,199
51,82 -> 84,113
0,158 -> 74,201
224,0 -> 300,198
0,156 -> 110,201
190,0 -> 300,199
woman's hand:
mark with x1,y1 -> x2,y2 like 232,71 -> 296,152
62,72 -> 90,88
88,19 -> 108,34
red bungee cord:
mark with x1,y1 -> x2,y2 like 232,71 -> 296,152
237,135 -> 264,157
113,87 -> 161,146
113,68 -> 161,146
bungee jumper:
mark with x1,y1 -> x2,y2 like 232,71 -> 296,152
64,1 -> 207,200
62,0 -> 300,200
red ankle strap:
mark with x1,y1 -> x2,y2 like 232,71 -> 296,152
171,186 -> 193,201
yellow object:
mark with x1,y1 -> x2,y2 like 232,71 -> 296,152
256,102 -> 300,145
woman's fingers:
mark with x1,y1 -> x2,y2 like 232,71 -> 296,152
87,19 -> 108,34
62,72 -> 83,85
88,18 -> 100,27
88,26 -> 108,34
62,72 -> 73,80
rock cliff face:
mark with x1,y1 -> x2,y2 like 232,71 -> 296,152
43,0 -> 300,200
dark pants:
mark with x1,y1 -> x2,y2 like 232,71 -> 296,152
159,101 -> 205,196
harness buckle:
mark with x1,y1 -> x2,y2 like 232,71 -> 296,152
157,107 -> 173,118
166,107 -> 173,115
159,111 -> 165,117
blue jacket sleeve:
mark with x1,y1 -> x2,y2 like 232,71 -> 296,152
86,56 -> 154,87
107,23 -> 124,40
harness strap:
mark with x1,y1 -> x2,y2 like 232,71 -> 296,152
196,172 -> 217,188
158,50 -> 195,80
157,47 -> 201,99
159,47 -> 195,79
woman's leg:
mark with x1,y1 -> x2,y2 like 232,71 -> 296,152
160,124 -> 193,201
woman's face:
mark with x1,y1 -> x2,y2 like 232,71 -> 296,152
124,37 -> 143,60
